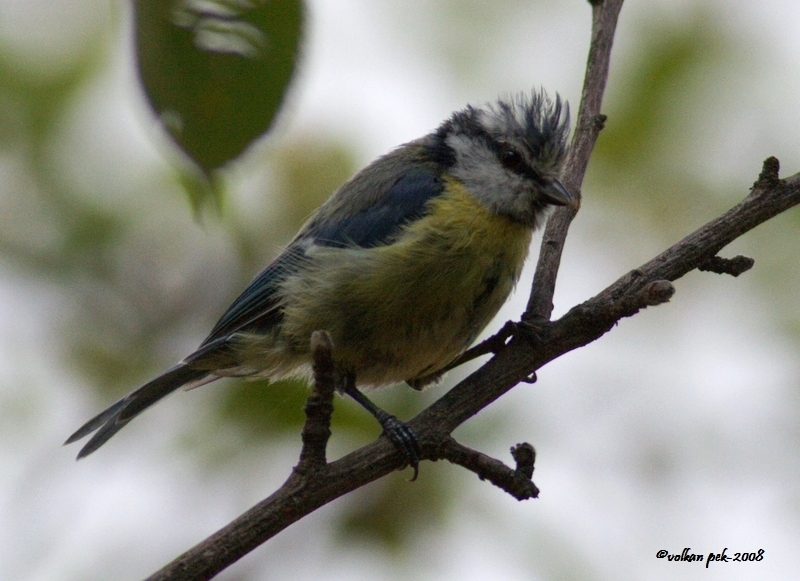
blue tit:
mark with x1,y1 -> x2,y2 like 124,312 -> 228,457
66,89 -> 572,463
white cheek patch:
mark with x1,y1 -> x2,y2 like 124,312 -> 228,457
445,132 -> 527,218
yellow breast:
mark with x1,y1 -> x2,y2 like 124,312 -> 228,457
277,178 -> 533,386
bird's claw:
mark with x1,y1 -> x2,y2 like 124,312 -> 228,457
377,412 -> 421,480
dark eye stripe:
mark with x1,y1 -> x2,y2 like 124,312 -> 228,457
492,142 -> 547,185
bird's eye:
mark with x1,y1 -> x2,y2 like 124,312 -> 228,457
498,144 -> 526,173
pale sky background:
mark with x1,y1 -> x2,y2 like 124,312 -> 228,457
1,1 -> 799,580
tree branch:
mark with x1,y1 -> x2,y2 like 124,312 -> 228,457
296,330 -> 336,470
435,438 -> 539,501
526,0 -> 624,320
142,0 -> 800,576
698,255 -> 755,276
141,1 -> 625,578
145,162 -> 800,581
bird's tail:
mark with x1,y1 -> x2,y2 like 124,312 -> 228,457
65,363 -> 211,459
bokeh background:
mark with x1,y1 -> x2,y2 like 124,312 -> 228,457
2,0 -> 800,579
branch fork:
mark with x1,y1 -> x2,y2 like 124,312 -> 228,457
143,0 -> 800,577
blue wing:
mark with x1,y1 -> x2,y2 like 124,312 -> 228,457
310,167 -> 443,248
202,165 -> 444,342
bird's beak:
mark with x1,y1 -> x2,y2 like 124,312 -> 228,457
542,178 -> 575,207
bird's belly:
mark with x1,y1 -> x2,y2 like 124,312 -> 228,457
283,263 -> 514,385
278,191 -> 532,386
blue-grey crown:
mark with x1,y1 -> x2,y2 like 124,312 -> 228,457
431,89 -> 570,173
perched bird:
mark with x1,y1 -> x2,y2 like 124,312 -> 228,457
66,90 -> 572,466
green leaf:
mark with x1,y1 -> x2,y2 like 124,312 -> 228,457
135,0 -> 303,175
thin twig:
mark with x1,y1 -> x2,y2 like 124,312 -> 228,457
698,255 -> 755,276
526,0 -> 624,320
297,330 -> 336,470
433,0 -> 626,374
436,438 -> 539,501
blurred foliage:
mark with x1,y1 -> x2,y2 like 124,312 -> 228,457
0,38 -> 112,276
588,14 -> 729,237
217,376 -> 431,445
588,12 -> 800,336
136,0 -> 303,202
336,466 -> 453,552
270,141 -> 355,232
219,378 -> 309,437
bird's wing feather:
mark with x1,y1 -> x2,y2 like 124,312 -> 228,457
201,246 -> 303,343
309,166 -> 443,248
202,165 -> 444,342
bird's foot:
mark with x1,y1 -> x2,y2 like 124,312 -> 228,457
375,411 -> 421,480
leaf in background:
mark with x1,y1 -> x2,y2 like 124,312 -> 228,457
135,0 -> 303,178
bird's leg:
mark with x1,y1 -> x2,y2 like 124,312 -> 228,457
341,372 -> 421,480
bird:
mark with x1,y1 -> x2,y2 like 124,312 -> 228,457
66,89 -> 572,468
